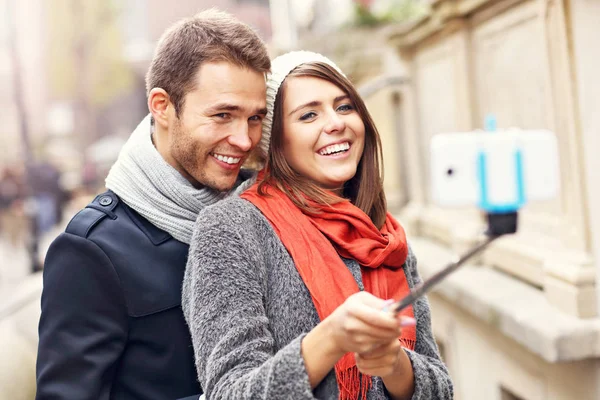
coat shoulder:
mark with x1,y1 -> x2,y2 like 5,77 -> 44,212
61,190 -> 187,317
65,190 -> 120,238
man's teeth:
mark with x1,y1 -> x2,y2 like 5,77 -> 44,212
319,142 -> 350,156
212,153 -> 241,165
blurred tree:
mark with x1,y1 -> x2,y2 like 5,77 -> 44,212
6,1 -> 32,169
48,0 -> 134,154
352,0 -> 428,26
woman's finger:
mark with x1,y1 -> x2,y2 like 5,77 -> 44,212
347,301 -> 401,332
355,347 -> 401,377
342,317 -> 400,342
358,339 -> 399,359
398,316 -> 416,328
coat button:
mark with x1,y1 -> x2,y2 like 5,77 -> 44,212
99,196 -> 113,206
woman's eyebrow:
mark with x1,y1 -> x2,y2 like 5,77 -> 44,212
287,95 -> 350,117
288,101 -> 321,117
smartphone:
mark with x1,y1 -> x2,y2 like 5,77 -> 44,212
430,130 -> 560,209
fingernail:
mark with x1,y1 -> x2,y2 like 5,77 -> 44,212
381,299 -> 395,312
400,317 -> 416,327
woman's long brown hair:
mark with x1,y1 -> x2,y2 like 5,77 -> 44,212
258,62 -> 388,228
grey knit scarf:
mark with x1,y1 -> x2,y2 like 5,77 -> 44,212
105,114 -> 256,244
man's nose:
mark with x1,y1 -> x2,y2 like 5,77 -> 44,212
227,122 -> 253,152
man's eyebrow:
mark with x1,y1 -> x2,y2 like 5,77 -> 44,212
287,95 -> 350,117
205,104 -> 268,116
205,103 -> 242,114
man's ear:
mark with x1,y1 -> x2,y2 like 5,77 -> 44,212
148,88 -> 171,129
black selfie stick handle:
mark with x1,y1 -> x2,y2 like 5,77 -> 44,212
393,234 -> 501,314
393,210 -> 518,315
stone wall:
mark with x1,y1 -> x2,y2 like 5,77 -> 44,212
385,0 -> 600,398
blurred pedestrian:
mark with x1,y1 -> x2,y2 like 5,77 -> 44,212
27,161 -> 65,236
0,166 -> 27,246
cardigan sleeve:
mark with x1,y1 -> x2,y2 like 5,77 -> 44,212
402,248 -> 454,400
182,201 -> 316,400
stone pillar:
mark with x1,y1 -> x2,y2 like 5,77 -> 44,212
569,0 -> 600,318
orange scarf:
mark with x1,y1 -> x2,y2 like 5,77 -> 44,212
241,180 -> 416,400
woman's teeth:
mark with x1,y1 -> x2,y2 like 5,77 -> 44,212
319,142 -> 350,156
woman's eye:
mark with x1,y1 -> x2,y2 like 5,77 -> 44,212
299,111 -> 317,121
337,104 -> 353,112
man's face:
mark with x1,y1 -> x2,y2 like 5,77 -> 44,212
168,62 -> 267,191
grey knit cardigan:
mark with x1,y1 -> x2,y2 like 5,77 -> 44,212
182,196 -> 453,400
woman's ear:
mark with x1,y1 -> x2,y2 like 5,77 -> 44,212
148,88 -> 171,129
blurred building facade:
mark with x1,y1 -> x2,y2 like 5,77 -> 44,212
393,0 -> 600,399
1,0 -> 47,169
2,0 -> 272,188
123,0 -> 271,73
276,0 -> 600,399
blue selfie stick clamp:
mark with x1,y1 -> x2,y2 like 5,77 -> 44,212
477,115 -> 524,236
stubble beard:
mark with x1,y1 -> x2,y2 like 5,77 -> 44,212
171,122 -> 237,192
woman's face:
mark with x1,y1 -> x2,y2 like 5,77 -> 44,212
281,76 -> 365,192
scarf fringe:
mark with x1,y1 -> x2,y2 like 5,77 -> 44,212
335,365 -> 371,400
400,338 -> 416,351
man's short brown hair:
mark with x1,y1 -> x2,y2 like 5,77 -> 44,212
146,9 -> 271,117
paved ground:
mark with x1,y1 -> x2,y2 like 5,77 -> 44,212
0,239 -> 31,302
0,203 -> 80,303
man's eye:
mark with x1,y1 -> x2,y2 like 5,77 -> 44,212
299,111 -> 317,121
249,115 -> 263,122
215,113 -> 230,119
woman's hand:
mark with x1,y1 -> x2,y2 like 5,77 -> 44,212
354,316 -> 416,378
355,337 -> 402,378
323,292 -> 402,356
354,315 -> 417,400
301,292 -> 411,390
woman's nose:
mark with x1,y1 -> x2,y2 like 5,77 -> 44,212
323,112 -> 346,134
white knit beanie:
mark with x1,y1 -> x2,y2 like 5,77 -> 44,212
257,51 -> 345,161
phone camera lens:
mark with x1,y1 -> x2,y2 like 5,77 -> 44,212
446,168 -> 454,176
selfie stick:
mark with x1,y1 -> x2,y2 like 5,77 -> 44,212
392,209 -> 520,315
393,121 -> 524,315
392,232 -> 502,314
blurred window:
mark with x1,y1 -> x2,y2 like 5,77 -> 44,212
0,0 -> 8,46
0,0 -> 12,84
235,0 -> 270,5
120,0 -> 150,50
